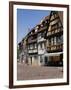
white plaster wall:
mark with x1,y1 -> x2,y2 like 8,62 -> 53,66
37,37 -> 46,42
38,42 -> 46,54
38,49 -> 46,54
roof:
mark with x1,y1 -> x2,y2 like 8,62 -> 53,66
19,14 -> 50,43
40,15 -> 49,24
58,11 -> 63,24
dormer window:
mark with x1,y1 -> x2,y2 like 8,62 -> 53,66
45,20 -> 48,24
35,25 -> 40,30
41,24 -> 43,27
31,29 -> 35,34
31,32 -> 33,34
36,26 -> 39,29
35,26 -> 38,32
35,29 -> 37,32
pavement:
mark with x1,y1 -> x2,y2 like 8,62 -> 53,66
17,62 -> 63,80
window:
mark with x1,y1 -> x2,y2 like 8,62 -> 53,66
36,26 -> 39,29
34,43 -> 37,48
48,39 -> 51,46
51,38 -> 54,45
35,26 -> 38,32
29,44 -> 33,49
56,36 -> 62,44
38,33 -> 44,39
41,33 -> 44,37
40,43 -> 42,49
51,23 -> 58,30
29,44 -> 37,49
38,33 -> 42,39
35,29 -> 37,32
45,20 -> 47,24
38,43 -> 44,49
28,45 -> 30,49
54,37 -> 56,45
41,24 -> 44,27
60,35 -> 63,43
47,37 -> 61,46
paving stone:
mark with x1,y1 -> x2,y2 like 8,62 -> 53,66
17,63 -> 63,80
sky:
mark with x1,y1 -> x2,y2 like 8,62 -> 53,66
17,9 -> 51,43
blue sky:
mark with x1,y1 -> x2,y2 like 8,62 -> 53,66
17,9 -> 51,43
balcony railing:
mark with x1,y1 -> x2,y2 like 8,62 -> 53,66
47,43 -> 63,52
28,49 -> 38,54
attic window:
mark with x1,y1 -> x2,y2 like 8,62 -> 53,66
36,25 -> 40,30
36,26 -> 39,29
31,32 -> 33,34
32,30 -> 35,33
35,29 -> 37,32
41,24 -> 43,27
45,20 -> 48,24
35,26 -> 38,32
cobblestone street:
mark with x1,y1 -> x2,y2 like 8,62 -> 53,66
17,63 -> 63,80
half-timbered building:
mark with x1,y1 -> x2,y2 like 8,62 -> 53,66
18,11 -> 63,66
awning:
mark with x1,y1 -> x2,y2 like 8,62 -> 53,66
44,52 -> 63,56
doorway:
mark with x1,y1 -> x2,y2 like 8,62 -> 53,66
30,57 -> 32,65
44,56 -> 48,66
